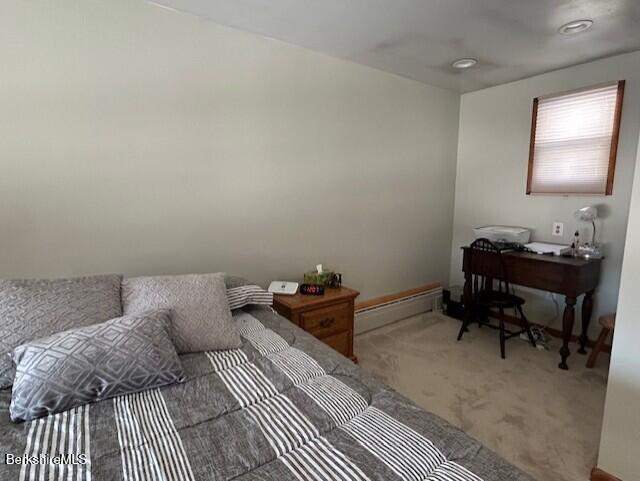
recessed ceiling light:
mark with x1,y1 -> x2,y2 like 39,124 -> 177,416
558,19 -> 593,35
451,58 -> 478,70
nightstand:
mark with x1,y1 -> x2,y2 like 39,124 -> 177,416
273,286 -> 359,362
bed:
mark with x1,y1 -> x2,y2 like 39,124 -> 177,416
0,305 -> 533,481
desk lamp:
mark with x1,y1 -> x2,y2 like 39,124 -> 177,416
574,206 -> 602,258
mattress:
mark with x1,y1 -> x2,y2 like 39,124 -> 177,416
0,306 -> 534,481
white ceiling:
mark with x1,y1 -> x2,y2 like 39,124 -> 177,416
149,0 -> 640,92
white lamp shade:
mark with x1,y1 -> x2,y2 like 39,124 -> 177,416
574,206 -> 598,222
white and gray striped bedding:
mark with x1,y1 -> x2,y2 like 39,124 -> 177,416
227,285 -> 273,310
0,306 -> 533,481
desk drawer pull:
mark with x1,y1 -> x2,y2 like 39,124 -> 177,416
320,317 -> 335,328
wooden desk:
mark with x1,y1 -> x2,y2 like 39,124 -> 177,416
462,247 -> 602,370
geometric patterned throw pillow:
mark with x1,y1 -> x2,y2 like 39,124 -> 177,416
0,274 -> 123,389
9,309 -> 185,423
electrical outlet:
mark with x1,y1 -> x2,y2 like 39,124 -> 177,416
552,222 -> 564,237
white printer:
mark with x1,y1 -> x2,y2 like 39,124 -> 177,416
473,225 -> 532,245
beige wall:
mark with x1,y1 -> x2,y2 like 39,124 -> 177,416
450,51 -> 640,338
597,130 -> 640,480
0,0 -> 460,299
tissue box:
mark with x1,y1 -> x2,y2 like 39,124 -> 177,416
303,271 -> 333,286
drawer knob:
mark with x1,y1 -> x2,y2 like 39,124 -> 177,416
320,317 -> 335,328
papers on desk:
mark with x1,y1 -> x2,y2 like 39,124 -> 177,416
524,242 -> 572,256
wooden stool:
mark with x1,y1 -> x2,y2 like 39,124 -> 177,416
586,313 -> 615,368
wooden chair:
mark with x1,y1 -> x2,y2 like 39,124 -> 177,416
586,313 -> 615,368
457,238 -> 537,358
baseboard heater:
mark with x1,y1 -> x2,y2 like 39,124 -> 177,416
354,285 -> 443,335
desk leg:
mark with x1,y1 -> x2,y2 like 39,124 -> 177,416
578,290 -> 594,355
559,296 -> 576,370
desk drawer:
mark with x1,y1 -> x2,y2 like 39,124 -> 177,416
300,302 -> 351,338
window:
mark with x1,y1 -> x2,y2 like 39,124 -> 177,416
526,80 -> 625,195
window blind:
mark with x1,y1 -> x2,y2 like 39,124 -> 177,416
527,81 -> 623,195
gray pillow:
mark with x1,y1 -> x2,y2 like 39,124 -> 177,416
122,273 -> 241,353
0,274 -> 122,389
10,309 -> 184,422
225,275 -> 250,289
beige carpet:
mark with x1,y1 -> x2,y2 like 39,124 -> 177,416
354,312 -> 609,481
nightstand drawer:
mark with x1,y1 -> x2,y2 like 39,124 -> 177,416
272,286 -> 359,362
300,302 -> 350,337
320,330 -> 352,357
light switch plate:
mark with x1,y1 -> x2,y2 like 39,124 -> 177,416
552,222 -> 564,237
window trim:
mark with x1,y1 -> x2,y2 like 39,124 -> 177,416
526,80 -> 625,196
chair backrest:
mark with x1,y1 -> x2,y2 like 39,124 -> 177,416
468,238 -> 511,297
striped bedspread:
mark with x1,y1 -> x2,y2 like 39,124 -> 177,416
0,306 -> 533,481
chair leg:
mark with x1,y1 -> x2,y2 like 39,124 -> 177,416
478,307 -> 487,328
499,307 -> 506,359
517,305 -> 537,348
457,310 -> 470,341
586,327 -> 610,368
458,304 -> 477,340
